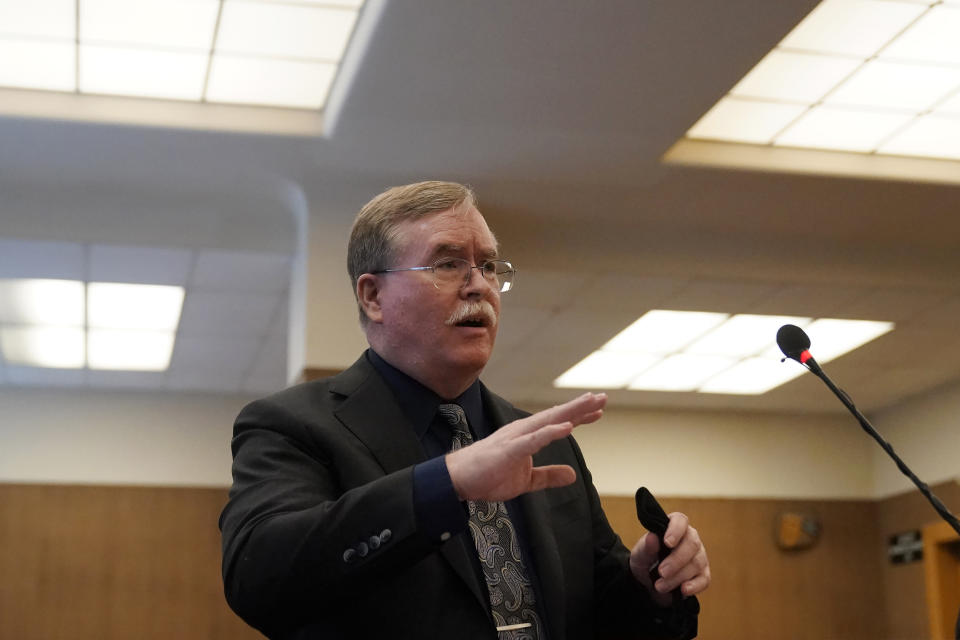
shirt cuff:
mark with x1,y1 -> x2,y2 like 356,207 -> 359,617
413,456 -> 468,542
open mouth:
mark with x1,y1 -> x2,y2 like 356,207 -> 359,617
456,318 -> 486,328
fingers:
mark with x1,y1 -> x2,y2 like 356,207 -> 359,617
654,515 -> 710,596
527,465 -> 576,491
512,393 -> 607,436
507,421 -> 574,457
663,512 -> 689,549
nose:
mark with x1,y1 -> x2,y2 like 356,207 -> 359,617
461,264 -> 495,296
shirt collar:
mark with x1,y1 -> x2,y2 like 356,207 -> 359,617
366,349 -> 485,439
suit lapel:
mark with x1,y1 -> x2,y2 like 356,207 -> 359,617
330,356 -> 426,474
330,356 -> 489,612
485,390 -> 567,640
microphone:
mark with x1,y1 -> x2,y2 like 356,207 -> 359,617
776,324 -> 820,373
775,324 -> 960,539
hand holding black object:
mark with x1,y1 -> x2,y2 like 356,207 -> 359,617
635,487 -> 682,605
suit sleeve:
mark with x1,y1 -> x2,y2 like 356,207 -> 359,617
218,394 -> 453,637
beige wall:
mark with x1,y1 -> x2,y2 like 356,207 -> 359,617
2,379 -> 957,501
872,379 -> 960,497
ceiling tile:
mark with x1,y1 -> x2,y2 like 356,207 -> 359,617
661,280 -> 781,313
749,284 -> 874,318
901,295 -> 960,330
165,367 -> 245,394
85,370 -> 166,390
492,306 -> 555,356
838,287 -> 950,324
177,291 -> 281,337
503,269 -> 593,310
89,244 -> 193,285
4,365 -> 85,388
168,335 -> 260,373
190,250 -> 291,292
0,238 -> 85,280
571,274 -> 688,312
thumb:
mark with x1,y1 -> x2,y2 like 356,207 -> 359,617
629,532 -> 661,581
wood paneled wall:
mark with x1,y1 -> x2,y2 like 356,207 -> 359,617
0,484 -> 262,640
602,494 -> 886,640
1,482 -> 956,639
877,481 -> 960,640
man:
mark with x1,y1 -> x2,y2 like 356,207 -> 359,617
220,181 -> 710,639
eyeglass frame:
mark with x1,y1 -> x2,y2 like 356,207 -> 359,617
370,257 -> 516,293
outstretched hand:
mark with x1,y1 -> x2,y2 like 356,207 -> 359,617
445,392 -> 606,502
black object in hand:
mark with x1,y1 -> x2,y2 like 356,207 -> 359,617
635,487 -> 681,602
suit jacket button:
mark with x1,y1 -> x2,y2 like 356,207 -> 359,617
356,542 -> 369,557
342,548 -> 357,563
440,531 -> 451,542
380,529 -> 392,543
368,535 -> 381,550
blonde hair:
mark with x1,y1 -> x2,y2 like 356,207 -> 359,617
347,181 -> 477,323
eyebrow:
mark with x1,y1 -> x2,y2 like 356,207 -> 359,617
430,244 -> 499,261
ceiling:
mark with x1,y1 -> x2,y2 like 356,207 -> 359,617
1,0 -> 959,414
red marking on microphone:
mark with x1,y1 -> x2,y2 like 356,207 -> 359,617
800,350 -> 813,364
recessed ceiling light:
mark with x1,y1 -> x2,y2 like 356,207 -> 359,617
0,279 -> 186,372
87,282 -> 185,331
0,326 -> 85,369
79,0 -> 219,50
880,5 -> 960,66
680,0 -> 960,163
687,98 -> 808,144
80,45 -> 208,100
825,60 -> 960,112
879,113 -> 960,160
206,55 -> 337,109
699,356 -> 807,395
0,279 -> 84,326
554,310 -> 894,395
730,50 -> 862,103
553,351 -> 660,389
602,310 -> 728,355
87,329 -> 175,371
0,0 -> 75,39
216,2 -> 359,61
0,0 -> 368,117
798,318 -> 895,362
626,353 -> 737,392
774,105 -> 915,153
685,314 -> 811,358
0,39 -> 76,92
779,0 -> 927,58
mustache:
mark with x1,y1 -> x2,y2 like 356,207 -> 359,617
445,300 -> 498,327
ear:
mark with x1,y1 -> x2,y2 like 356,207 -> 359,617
356,273 -> 384,324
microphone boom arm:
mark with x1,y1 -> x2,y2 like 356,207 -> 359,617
807,361 -> 960,537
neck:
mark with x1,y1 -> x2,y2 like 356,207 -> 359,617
368,341 -> 479,400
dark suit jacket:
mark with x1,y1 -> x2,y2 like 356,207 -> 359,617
220,354 -> 698,639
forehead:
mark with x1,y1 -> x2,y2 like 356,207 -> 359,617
393,205 -> 498,258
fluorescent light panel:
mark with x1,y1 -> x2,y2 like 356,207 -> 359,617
0,326 -> 85,369
88,329 -> 175,371
0,0 -> 365,111
87,282 -> 184,331
0,279 -> 84,325
683,0 -> 960,161
0,278 -> 184,371
554,310 -> 894,395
